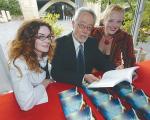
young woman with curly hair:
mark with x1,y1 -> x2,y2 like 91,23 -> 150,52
8,19 -> 55,111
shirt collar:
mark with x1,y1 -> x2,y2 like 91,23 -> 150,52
72,33 -> 84,52
38,56 -> 48,67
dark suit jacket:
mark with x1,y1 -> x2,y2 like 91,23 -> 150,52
51,33 -> 115,86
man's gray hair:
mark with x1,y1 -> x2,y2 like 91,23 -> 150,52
72,7 -> 97,25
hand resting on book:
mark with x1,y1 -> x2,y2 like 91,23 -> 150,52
84,74 -> 101,83
88,66 -> 139,88
87,64 -> 124,84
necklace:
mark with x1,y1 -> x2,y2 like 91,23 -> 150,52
103,36 -> 113,45
104,39 -> 110,45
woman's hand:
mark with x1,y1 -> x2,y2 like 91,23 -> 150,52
49,79 -> 55,83
84,74 -> 101,84
42,79 -> 50,88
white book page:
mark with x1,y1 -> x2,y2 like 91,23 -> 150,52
88,66 -> 139,88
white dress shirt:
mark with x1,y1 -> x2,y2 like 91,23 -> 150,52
9,56 -> 51,111
72,34 -> 86,83
72,34 -> 84,57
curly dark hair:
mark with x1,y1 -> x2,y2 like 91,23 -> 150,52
8,19 -> 54,75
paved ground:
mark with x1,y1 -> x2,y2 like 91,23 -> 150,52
136,40 -> 150,60
0,20 -> 21,56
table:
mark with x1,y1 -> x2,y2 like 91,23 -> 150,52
0,82 -> 105,120
133,60 -> 150,96
0,60 -> 150,120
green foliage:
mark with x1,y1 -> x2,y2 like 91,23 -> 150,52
137,0 -> 150,43
42,13 -> 63,37
123,3 -> 135,32
124,0 -> 150,43
0,0 -> 8,9
85,0 -> 98,3
0,0 -> 22,16
123,13 -> 132,32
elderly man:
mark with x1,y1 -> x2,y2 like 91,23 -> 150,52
51,7 -> 115,86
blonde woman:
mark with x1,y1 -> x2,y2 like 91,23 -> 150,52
91,4 -> 135,68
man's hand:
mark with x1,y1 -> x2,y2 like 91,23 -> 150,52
84,74 -> 101,83
116,64 -> 124,69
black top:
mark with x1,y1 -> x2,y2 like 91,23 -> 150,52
39,60 -> 50,79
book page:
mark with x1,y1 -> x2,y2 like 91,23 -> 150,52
88,66 -> 139,88
102,67 -> 139,83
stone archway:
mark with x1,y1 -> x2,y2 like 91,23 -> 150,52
39,0 -> 76,16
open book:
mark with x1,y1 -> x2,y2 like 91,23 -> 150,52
88,66 -> 139,88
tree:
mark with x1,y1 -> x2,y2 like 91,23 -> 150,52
0,0 -> 22,16
42,13 -> 63,37
137,0 -> 150,43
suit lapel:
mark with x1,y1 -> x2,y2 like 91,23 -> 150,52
84,40 -> 88,72
66,33 -> 77,67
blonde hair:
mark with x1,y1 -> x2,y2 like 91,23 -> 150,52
100,4 -> 125,24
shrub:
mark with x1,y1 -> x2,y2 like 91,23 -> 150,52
42,13 -> 63,37
0,0 -> 22,16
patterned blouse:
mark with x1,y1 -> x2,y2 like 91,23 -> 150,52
91,26 -> 136,68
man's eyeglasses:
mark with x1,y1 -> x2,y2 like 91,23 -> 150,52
78,23 -> 93,31
36,34 -> 54,41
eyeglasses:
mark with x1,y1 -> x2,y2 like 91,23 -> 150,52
36,34 -> 54,41
78,23 -> 93,31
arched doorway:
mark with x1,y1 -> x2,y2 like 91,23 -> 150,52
39,0 -> 75,19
